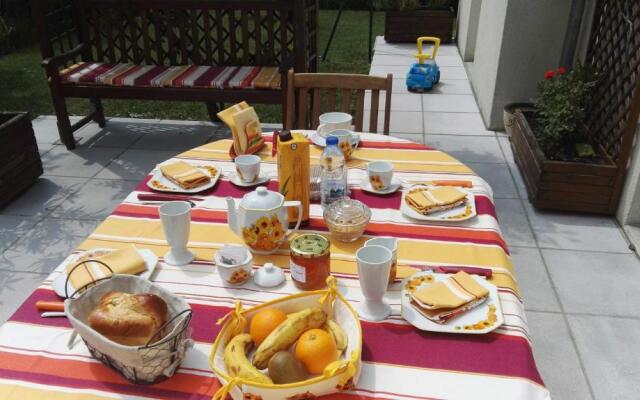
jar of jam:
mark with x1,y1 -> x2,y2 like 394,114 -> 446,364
290,234 -> 330,290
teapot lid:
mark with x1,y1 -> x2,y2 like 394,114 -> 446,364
240,187 -> 283,211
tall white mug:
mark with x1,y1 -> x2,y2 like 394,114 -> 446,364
317,112 -> 352,138
356,245 -> 393,321
160,201 -> 195,266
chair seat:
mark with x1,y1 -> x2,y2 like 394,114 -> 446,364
59,63 -> 282,90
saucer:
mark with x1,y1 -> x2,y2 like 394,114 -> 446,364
360,176 -> 402,195
231,173 -> 270,187
310,131 -> 360,148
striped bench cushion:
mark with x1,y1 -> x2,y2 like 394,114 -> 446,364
59,63 -> 281,90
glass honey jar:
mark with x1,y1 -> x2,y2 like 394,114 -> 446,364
289,234 -> 330,290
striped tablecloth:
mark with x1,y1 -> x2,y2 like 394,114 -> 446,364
0,132 -> 551,400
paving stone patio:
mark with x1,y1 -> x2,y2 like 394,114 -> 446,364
0,38 -> 638,399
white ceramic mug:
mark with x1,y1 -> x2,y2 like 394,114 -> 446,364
328,129 -> 357,159
356,245 -> 393,321
160,201 -> 195,266
367,161 -> 394,191
317,112 -> 352,138
235,154 -> 261,183
365,236 -> 398,285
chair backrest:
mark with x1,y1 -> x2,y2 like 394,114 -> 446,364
285,71 -> 393,134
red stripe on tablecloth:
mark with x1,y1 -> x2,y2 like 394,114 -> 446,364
130,176 -> 500,236
135,176 -> 497,220
9,289 -> 542,385
193,65 -> 225,87
132,65 -> 168,86
0,367 -> 216,400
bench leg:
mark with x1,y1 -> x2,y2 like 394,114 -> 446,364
52,95 -> 75,150
90,98 -> 106,128
206,102 -> 224,122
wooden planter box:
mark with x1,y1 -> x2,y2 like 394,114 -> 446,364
510,109 -> 619,214
0,112 -> 43,209
385,9 -> 454,43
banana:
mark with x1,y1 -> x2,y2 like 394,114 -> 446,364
224,333 -> 273,384
325,319 -> 348,353
252,308 -> 327,369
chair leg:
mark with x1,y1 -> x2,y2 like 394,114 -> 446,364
52,95 -> 75,150
90,97 -> 106,128
206,102 -> 223,122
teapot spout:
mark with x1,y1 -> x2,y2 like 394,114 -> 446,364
226,197 -> 240,235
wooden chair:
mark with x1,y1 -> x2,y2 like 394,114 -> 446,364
284,70 -> 393,134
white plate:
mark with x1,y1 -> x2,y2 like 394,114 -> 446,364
309,131 -> 360,148
52,248 -> 159,298
230,173 -> 270,187
400,271 -> 504,334
147,163 -> 220,194
400,185 -> 477,222
360,176 -> 402,195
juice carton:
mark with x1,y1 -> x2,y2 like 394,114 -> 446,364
277,130 -> 310,226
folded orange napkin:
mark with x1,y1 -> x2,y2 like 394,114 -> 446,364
67,246 -> 147,290
410,271 -> 488,324
160,161 -> 210,189
405,186 -> 467,215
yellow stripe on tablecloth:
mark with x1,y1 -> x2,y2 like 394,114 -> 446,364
77,216 -> 518,293
0,384 -> 113,400
179,140 -> 474,174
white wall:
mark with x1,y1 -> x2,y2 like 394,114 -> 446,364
457,0 -> 482,61
469,0 -> 574,130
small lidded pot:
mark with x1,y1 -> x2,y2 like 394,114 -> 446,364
290,234 -> 331,291
214,245 -> 253,285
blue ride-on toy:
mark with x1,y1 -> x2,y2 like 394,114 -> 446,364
406,36 -> 441,92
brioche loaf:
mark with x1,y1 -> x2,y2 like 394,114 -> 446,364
88,292 -> 168,346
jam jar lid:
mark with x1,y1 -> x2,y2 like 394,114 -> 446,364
324,198 -> 371,226
290,234 -> 330,258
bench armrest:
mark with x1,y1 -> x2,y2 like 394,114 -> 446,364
41,43 -> 86,76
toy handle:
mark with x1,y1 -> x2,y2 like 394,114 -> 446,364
416,37 -> 441,62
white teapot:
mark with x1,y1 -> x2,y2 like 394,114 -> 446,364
226,187 -> 302,254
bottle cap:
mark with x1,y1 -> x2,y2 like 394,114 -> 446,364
279,130 -> 293,142
326,136 -> 339,146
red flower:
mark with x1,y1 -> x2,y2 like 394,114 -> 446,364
556,67 -> 567,75
544,70 -> 555,80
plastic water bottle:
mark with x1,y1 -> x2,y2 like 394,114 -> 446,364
320,136 -> 348,207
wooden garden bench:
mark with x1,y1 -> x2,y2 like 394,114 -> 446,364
31,0 -> 319,149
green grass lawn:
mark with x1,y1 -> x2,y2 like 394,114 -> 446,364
0,10 -> 384,123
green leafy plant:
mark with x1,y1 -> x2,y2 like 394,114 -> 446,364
533,64 -> 597,158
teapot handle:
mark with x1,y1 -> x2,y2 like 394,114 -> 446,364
283,200 -> 303,239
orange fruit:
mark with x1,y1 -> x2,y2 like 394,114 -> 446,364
294,328 -> 338,374
249,308 -> 287,345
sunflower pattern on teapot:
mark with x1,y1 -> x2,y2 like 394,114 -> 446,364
241,214 -> 285,252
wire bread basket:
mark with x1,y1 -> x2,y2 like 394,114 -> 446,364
64,270 -> 193,384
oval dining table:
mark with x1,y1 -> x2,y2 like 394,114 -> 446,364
0,132 -> 551,400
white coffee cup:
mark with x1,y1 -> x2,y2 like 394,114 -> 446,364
160,201 -> 195,266
365,236 -> 398,285
367,161 -> 394,191
356,245 -> 393,321
328,129 -> 357,159
234,154 -> 261,183
317,112 -> 352,138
